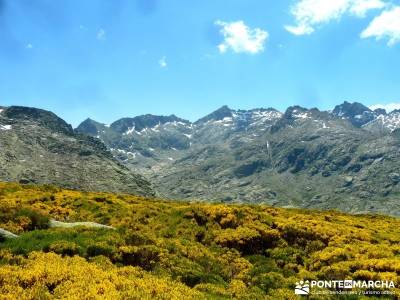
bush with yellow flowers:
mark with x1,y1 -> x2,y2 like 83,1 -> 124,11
0,182 -> 399,299
0,251 -> 205,299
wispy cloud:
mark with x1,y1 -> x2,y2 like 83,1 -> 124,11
285,0 -> 386,35
159,56 -> 167,68
215,20 -> 268,54
361,6 -> 400,45
97,28 -> 106,41
26,43 -> 33,49
369,102 -> 400,112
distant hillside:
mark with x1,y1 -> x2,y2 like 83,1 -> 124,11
0,182 -> 399,299
77,102 -> 400,215
0,106 -> 154,196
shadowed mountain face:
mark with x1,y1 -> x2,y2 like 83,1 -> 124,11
331,101 -> 376,127
77,102 -> 400,215
0,106 -> 154,196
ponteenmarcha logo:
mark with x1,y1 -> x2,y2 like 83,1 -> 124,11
294,279 -> 396,296
295,280 -> 310,295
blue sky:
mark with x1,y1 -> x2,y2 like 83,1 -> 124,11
0,0 -> 400,126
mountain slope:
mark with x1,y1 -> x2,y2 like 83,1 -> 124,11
76,102 -> 400,215
152,106 -> 400,215
0,106 -> 154,196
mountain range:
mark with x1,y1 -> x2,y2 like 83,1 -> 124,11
1,101 -> 400,215
75,101 -> 400,216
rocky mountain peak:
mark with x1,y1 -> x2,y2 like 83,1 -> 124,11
332,101 -> 371,115
332,101 -> 374,127
75,118 -> 106,136
373,108 -> 387,115
3,106 -> 73,135
195,105 -> 233,124
284,106 -> 312,119
110,114 -> 189,134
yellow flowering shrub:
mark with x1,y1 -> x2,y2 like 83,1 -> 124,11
0,182 -> 400,298
0,252 -> 205,300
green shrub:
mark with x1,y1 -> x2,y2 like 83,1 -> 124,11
124,231 -> 155,246
0,227 -> 121,257
251,272 -> 285,293
44,241 -> 81,256
120,245 -> 161,270
16,208 -> 49,231
281,224 -> 326,247
87,243 -> 116,258
248,255 -> 279,274
181,271 -> 226,288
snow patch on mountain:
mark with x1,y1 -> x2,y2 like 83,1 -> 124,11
250,110 -> 283,125
124,127 -> 135,135
0,124 -> 12,131
293,111 -> 311,119
364,111 -> 400,132
212,117 -> 234,125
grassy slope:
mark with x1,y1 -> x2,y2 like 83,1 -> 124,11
0,182 -> 399,299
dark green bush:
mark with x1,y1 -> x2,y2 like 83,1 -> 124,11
44,241 -> 81,256
125,232 -> 154,246
87,243 -> 116,258
180,271 -> 226,288
251,272 -> 285,293
16,208 -> 50,230
120,245 -> 161,270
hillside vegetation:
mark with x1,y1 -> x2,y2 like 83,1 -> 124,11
0,182 -> 399,299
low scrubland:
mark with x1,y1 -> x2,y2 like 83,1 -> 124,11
0,182 -> 399,299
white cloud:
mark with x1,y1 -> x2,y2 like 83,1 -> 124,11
369,103 -> 400,112
285,24 -> 314,35
97,28 -> 106,41
361,6 -> 400,45
350,0 -> 387,16
215,20 -> 269,54
285,0 -> 386,35
159,56 -> 167,68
